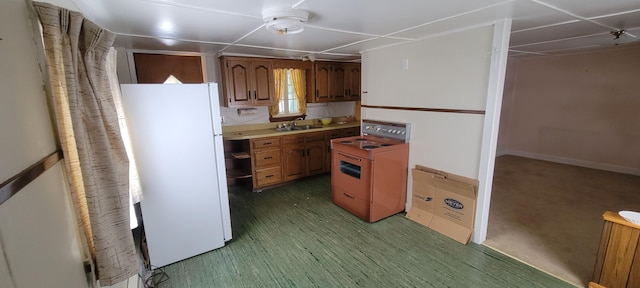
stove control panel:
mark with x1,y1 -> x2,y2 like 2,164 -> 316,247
361,119 -> 410,142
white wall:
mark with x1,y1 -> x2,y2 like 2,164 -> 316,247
362,25 -> 494,179
0,0 -> 88,287
361,21 -> 511,244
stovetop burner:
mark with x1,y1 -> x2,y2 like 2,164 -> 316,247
380,143 -> 392,147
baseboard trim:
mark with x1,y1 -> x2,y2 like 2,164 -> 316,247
500,150 -> 640,176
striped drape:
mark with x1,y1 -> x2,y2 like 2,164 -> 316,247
33,2 -> 138,286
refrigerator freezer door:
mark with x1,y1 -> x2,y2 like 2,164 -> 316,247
120,84 -> 226,268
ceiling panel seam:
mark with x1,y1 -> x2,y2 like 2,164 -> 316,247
528,0 -> 618,30
511,20 -> 580,33
510,31 -> 612,48
382,0 -> 515,38
141,0 -> 260,19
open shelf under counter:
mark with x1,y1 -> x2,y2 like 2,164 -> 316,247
226,169 -> 252,179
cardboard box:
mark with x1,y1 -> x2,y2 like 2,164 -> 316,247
406,165 -> 478,244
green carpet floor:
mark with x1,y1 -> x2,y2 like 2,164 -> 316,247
154,175 -> 573,288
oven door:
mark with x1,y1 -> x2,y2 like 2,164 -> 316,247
331,150 -> 372,220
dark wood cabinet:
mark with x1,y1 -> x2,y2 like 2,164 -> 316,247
282,132 -> 326,181
133,53 -> 204,84
250,137 -> 282,189
313,63 -> 332,102
282,135 -> 306,181
324,127 -> 360,172
310,62 -> 361,103
345,63 -> 361,100
221,57 -> 274,107
231,125 -> 360,191
306,137 -> 326,175
331,64 -> 346,101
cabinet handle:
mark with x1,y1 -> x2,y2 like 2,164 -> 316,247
264,156 -> 272,160
253,91 -> 257,100
247,91 -> 251,99
263,142 -> 272,145
306,148 -> 310,156
343,193 -> 355,199
338,152 -> 362,162
315,89 -> 319,99
265,174 -> 274,178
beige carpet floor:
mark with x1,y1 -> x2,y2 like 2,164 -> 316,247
484,155 -> 640,287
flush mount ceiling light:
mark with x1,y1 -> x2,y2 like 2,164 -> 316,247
262,8 -> 309,35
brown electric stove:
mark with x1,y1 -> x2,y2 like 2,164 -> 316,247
330,119 -> 410,222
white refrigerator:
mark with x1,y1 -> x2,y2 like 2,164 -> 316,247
120,83 -> 231,268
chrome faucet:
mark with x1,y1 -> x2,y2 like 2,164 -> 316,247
290,117 -> 304,127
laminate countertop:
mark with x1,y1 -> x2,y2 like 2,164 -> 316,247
222,121 -> 360,141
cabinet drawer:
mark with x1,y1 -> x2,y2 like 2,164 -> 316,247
325,131 -> 342,139
342,127 -> 360,137
332,187 -> 369,221
255,166 -> 282,187
252,137 -> 280,149
305,132 -> 325,142
282,134 -> 304,144
253,149 -> 281,168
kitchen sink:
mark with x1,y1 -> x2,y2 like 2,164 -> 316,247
275,125 -> 323,132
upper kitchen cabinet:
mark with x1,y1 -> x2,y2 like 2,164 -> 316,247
309,62 -> 360,103
221,57 -> 275,107
134,53 -> 204,83
345,63 -> 361,101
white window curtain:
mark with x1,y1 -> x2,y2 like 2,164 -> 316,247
107,49 -> 143,206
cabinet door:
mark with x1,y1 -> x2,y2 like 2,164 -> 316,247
306,139 -> 326,176
331,64 -> 346,101
282,142 -> 306,181
225,60 -> 252,106
324,130 -> 345,172
251,60 -> 274,105
314,63 -> 331,102
346,64 -> 361,100
134,53 -> 204,84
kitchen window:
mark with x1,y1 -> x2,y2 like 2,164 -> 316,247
279,70 -> 299,114
270,68 -> 306,119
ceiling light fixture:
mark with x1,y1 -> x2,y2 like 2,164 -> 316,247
610,29 -> 625,40
262,8 -> 309,35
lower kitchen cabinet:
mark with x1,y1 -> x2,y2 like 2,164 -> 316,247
231,125 -> 360,191
250,137 -> 282,189
224,139 -> 252,185
282,132 -> 325,182
324,127 -> 360,172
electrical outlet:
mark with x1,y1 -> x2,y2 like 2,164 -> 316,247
402,58 -> 409,70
